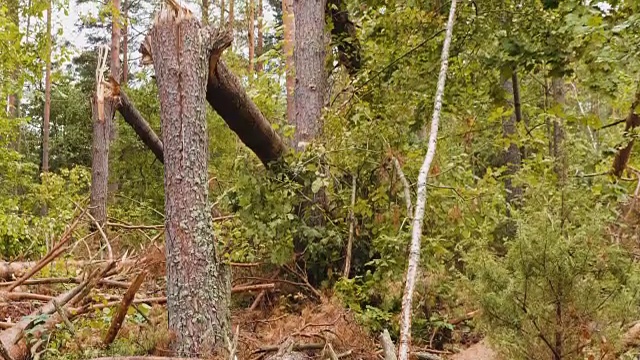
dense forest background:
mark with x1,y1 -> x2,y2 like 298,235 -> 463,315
1,0 -> 640,359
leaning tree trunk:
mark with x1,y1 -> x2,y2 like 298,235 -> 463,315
293,0 -> 326,150
145,4 -> 232,355
398,0 -> 457,358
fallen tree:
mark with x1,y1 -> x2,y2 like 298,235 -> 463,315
134,32 -> 287,168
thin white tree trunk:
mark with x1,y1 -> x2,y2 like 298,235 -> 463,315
397,1 -> 458,359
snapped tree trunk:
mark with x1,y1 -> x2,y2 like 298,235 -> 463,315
283,0 -> 295,125
398,0 -> 457,358
145,4 -> 232,355
206,60 -> 286,167
90,95 -> 114,226
117,89 -> 164,163
292,0 -> 326,149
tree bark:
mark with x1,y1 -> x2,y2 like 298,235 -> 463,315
111,0 -> 121,79
326,0 -> 361,75
123,0 -> 129,84
283,0 -> 295,125
248,0 -> 255,74
398,1 -> 457,359
612,84 -> 640,177
293,0 -> 326,150
90,95 -> 114,227
146,5 -> 232,354
256,0 -> 263,73
117,90 -> 164,163
207,60 -> 286,167
42,0 -> 52,174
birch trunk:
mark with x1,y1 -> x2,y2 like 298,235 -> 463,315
145,4 -> 232,355
397,1 -> 457,359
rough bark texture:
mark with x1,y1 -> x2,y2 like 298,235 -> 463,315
283,0 -> 295,125
326,0 -> 361,76
248,0 -> 255,74
42,0 -> 52,173
90,96 -> 115,227
256,0 -> 263,72
123,0 -> 129,84
117,90 -> 164,163
111,0 -> 121,80
398,1 -> 457,359
147,6 -> 231,355
612,85 -> 640,177
207,60 -> 286,166
293,0 -> 326,150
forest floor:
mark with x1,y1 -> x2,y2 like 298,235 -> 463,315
0,230 -> 489,360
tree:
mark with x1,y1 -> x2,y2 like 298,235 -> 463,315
256,0 -> 263,72
89,0 -> 121,227
142,3 -> 233,354
248,0 -> 255,74
283,0 -> 294,124
398,0 -> 457,358
292,0 -> 326,149
42,0 -> 52,174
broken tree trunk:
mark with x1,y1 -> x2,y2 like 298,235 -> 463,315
145,3 -> 232,355
138,35 -> 286,168
207,60 -> 286,167
116,89 -> 164,163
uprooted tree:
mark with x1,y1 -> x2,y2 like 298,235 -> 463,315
141,2 -> 232,355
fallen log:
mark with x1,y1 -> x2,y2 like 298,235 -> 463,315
0,263 -> 34,281
103,271 -> 147,345
91,357 -> 202,360
0,271 -> 97,360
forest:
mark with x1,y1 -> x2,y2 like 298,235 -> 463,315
0,0 -> 639,359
